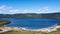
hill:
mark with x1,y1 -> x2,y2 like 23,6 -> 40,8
0,12 -> 60,18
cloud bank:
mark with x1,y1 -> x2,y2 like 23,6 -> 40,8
0,5 -> 59,14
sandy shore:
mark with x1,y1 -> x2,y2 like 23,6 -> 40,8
20,25 -> 60,32
0,25 -> 60,33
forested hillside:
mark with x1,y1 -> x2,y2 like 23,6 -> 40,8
0,12 -> 60,18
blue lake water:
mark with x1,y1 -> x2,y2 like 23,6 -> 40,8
0,18 -> 60,29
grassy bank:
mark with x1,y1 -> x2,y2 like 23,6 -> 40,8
0,31 -> 47,34
1,30 -> 60,34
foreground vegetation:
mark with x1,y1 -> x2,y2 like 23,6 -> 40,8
0,20 -> 11,26
1,23 -> 60,34
1,30 -> 60,34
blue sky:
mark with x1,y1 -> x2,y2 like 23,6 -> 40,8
0,0 -> 60,14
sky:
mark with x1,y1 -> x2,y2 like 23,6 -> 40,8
0,0 -> 60,14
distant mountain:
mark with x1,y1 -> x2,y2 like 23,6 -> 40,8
0,12 -> 60,18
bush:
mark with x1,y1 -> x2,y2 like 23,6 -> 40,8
57,28 -> 60,31
0,29 -> 3,31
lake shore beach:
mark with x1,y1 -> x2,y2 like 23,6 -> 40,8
0,25 -> 60,33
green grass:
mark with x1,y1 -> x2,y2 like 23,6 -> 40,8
1,28 -> 60,34
0,30 -> 47,34
1,30 -> 60,34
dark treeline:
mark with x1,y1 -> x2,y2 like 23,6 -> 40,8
0,12 -> 60,18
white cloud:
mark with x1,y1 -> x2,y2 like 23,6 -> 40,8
38,7 -> 49,12
24,9 -> 29,12
44,7 -> 48,11
23,9 -> 32,13
0,5 -> 12,11
0,5 -> 14,14
0,5 -> 7,10
24,9 -> 28,12
9,9 -> 21,13
9,9 -> 33,14
0,5 -> 50,14
1,5 -> 59,14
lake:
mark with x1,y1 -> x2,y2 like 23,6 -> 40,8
0,18 -> 60,29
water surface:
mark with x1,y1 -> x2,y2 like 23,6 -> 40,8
0,18 -> 60,29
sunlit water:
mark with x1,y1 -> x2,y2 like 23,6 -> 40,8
0,18 -> 60,29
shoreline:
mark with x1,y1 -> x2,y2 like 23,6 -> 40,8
19,25 -> 60,32
0,24 -> 60,33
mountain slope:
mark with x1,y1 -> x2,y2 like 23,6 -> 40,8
0,12 -> 60,18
